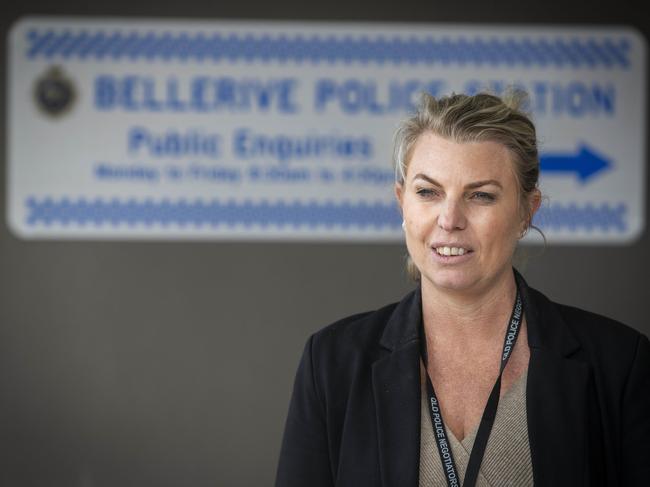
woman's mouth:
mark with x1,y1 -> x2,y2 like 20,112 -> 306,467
431,245 -> 474,263
434,246 -> 469,256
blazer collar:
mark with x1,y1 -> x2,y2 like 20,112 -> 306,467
515,268 -> 581,357
379,287 -> 421,352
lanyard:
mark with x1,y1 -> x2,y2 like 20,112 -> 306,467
420,289 -> 523,487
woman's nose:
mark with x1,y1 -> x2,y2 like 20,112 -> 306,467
437,199 -> 467,231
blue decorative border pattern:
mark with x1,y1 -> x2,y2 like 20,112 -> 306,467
25,198 -> 402,229
25,30 -> 631,67
533,202 -> 627,232
25,198 -> 627,233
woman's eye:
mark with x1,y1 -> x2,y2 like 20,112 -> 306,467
471,192 -> 496,202
415,188 -> 438,198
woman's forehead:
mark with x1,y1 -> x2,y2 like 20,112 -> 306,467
407,132 -> 517,184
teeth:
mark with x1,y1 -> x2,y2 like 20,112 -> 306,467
436,247 -> 468,256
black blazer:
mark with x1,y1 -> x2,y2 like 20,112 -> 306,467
275,275 -> 650,486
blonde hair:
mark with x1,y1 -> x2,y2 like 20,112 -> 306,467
393,90 -> 541,280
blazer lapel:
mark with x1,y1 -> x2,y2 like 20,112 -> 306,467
527,349 -> 589,485
372,290 -> 422,487
519,273 -> 590,486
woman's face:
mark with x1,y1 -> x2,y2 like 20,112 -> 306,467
396,131 -> 534,296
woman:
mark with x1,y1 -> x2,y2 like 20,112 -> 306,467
275,92 -> 650,486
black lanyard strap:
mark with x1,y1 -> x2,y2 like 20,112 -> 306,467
421,290 -> 523,487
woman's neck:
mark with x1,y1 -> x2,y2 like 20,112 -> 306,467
421,269 -> 517,343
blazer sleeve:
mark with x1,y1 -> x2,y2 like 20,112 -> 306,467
275,335 -> 334,487
621,333 -> 650,484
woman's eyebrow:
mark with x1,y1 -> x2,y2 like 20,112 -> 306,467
465,179 -> 503,190
412,174 -> 503,190
412,173 -> 442,186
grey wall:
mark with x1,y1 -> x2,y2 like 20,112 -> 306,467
1,1 -> 648,486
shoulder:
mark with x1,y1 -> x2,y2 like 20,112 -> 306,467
550,292 -> 642,348
555,301 -> 642,348
308,300 -> 399,363
529,286 -> 647,370
289,300 -> 402,411
560,300 -> 649,375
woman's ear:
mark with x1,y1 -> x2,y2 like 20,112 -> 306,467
530,188 -> 542,214
521,189 -> 542,235
394,182 -> 404,209
529,189 -> 542,219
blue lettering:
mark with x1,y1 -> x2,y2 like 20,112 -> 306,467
122,76 -> 139,111
463,80 -> 615,118
233,129 -> 248,158
340,80 -> 364,114
164,132 -> 181,156
94,75 -> 116,110
128,126 -> 148,153
548,81 -> 616,117
365,83 -> 385,114
166,78 -> 187,112
142,77 -> 162,111
533,81 -> 549,115
216,77 -> 236,108
232,128 -> 372,163
191,77 -> 210,112
254,81 -> 272,110
314,79 -> 337,111
592,85 -> 615,114
566,82 -> 588,116
314,79 -> 447,114
95,163 -> 159,182
277,79 -> 298,113
93,75 -> 300,113
127,127 -> 221,159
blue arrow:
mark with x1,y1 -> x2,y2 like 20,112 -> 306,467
540,144 -> 611,183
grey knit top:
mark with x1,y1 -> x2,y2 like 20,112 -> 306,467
419,364 -> 533,486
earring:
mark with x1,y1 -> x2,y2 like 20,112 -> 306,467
402,220 -> 406,230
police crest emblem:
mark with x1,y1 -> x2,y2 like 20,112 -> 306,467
33,66 -> 76,116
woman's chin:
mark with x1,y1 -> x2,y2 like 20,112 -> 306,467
424,271 -> 477,294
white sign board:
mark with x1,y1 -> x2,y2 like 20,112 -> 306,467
7,17 -> 646,242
